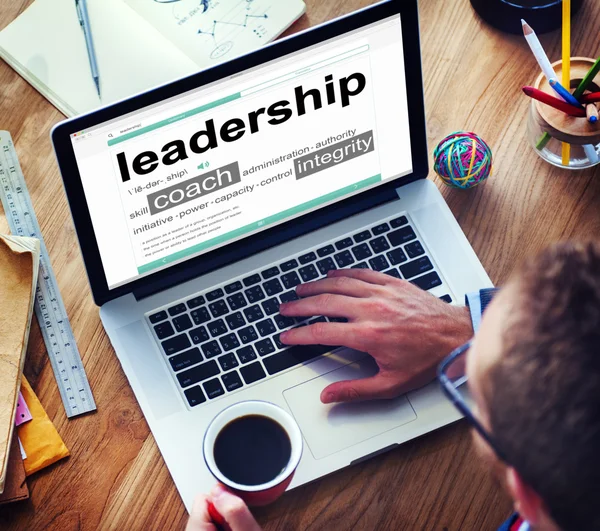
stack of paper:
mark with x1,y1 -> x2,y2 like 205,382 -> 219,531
0,235 -> 40,494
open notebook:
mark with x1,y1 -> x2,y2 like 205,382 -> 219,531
0,0 -> 305,117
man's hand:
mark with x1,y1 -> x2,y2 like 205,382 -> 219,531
186,485 -> 262,531
279,269 -> 473,404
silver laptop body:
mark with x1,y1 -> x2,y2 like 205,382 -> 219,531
52,0 -> 491,511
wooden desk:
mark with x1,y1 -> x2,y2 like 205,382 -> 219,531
1,0 -> 599,529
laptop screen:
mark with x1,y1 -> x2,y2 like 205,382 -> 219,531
70,14 -> 412,290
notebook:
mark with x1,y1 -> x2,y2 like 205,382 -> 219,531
0,0 -> 306,117
0,235 -> 40,494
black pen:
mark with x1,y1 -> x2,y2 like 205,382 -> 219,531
75,0 -> 101,98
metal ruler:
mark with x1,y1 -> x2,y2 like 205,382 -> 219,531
0,131 -> 96,418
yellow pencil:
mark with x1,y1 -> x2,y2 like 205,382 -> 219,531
562,0 -> 571,166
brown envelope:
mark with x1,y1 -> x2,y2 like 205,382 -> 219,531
0,432 -> 29,505
0,235 -> 40,493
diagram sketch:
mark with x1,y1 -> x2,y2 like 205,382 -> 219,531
126,0 -> 301,68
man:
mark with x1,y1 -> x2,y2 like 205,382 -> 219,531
187,241 -> 600,530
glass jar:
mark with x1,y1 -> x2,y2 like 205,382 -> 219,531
527,58 -> 600,170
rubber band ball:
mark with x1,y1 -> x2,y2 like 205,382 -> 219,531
433,132 -> 493,189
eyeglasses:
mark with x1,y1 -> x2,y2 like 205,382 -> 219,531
437,340 -> 509,463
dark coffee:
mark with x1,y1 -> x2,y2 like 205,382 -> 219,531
213,414 -> 292,486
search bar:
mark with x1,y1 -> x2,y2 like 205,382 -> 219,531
240,44 -> 369,97
107,93 -> 241,146
104,80 -> 238,145
107,122 -> 144,140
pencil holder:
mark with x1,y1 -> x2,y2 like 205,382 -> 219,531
527,57 -> 600,170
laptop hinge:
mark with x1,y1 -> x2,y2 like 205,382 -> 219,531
132,186 -> 399,302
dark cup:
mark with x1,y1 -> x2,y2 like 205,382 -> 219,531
203,401 -> 303,506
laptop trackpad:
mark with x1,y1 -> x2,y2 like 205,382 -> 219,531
283,356 -> 417,460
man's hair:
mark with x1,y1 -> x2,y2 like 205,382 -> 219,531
487,241 -> 600,531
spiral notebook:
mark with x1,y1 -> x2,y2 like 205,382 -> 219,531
0,0 -> 305,117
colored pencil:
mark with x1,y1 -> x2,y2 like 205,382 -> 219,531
536,133 -> 551,151
561,0 -> 571,165
573,57 -> 600,100
521,19 -> 557,151
549,79 -> 582,108
583,144 -> 599,164
586,103 -> 599,123
521,20 -> 557,83
580,92 -> 600,104
522,86 -> 586,117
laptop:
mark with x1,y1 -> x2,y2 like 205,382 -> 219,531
51,0 -> 492,511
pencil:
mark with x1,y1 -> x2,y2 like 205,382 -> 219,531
586,103 -> 599,123
549,79 -> 582,108
583,144 -> 599,164
522,86 -> 586,116
561,0 -> 571,165
521,20 -> 557,83
580,92 -> 600,104
521,19 -> 558,152
573,57 -> 600,100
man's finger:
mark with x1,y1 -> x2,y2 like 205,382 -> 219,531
211,488 -> 262,531
320,374 -> 402,404
279,293 -> 361,320
327,268 -> 391,285
281,322 -> 362,350
295,276 -> 380,299
186,494 -> 215,531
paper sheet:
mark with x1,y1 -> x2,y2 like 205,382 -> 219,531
15,392 -> 32,427
18,438 -> 26,460
125,0 -> 306,68
0,0 -> 198,116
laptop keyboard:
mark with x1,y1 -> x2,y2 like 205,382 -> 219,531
146,213 -> 453,409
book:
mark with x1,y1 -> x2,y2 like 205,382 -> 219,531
0,432 -> 29,505
0,235 -> 40,494
0,0 -> 306,117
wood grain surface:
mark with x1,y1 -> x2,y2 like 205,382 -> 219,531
1,0 -> 599,529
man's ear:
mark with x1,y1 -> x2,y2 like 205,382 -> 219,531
505,467 -> 543,525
